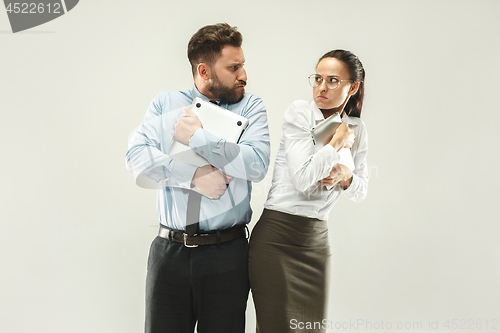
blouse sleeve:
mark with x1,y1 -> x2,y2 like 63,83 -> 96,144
343,119 -> 368,202
283,101 -> 341,193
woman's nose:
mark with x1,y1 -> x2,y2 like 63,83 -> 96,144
319,79 -> 328,91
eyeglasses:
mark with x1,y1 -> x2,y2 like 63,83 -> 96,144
308,74 -> 354,90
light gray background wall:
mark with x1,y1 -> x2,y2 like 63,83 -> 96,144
1,0 -> 499,332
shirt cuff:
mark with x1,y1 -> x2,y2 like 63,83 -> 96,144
343,172 -> 360,194
189,128 -> 221,161
318,144 -> 341,167
170,159 -> 198,189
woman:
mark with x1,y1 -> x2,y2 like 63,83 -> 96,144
249,50 -> 368,333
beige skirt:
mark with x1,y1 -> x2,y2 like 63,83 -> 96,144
249,209 -> 331,333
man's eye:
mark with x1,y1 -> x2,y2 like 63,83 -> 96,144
314,76 -> 322,82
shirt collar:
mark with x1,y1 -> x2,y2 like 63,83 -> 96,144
191,84 -> 221,105
311,101 -> 326,121
191,83 -> 208,101
341,113 -> 358,126
311,101 -> 358,126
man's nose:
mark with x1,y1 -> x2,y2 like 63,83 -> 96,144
238,68 -> 247,82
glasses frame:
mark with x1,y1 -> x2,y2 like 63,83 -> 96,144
308,74 -> 354,90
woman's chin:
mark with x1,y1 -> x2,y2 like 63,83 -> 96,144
315,100 -> 337,110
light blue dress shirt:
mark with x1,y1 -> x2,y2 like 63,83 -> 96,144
125,85 -> 270,231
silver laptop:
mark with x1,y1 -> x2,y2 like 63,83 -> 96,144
311,112 -> 342,146
311,113 -> 355,171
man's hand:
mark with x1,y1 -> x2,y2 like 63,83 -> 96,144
320,164 -> 353,189
173,106 -> 203,145
191,165 -> 232,199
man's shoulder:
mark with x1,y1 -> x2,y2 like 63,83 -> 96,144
240,92 -> 263,105
232,93 -> 266,116
242,91 -> 261,100
150,89 -> 194,110
154,89 -> 192,100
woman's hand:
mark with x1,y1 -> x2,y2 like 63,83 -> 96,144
320,164 -> 353,189
328,123 -> 355,151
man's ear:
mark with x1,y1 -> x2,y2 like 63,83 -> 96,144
348,81 -> 360,96
197,63 -> 211,81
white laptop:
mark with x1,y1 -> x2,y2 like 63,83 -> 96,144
169,98 -> 249,199
311,113 -> 355,171
169,97 -> 249,167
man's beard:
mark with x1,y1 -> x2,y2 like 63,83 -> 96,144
208,72 -> 246,104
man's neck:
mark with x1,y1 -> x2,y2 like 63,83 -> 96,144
194,76 -> 218,101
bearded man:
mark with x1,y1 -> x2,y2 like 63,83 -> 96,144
125,23 -> 270,333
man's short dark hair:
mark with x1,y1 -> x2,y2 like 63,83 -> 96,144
187,23 -> 243,76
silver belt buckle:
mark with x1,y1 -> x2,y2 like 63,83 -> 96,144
184,234 -> 198,248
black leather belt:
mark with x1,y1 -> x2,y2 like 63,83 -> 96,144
158,226 -> 246,247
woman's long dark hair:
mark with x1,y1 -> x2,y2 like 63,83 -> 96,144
318,50 -> 365,118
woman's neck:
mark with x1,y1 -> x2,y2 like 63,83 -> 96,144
320,107 -> 344,119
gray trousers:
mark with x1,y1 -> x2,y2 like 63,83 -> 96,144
145,235 -> 250,333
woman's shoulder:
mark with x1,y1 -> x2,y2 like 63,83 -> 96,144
284,100 -> 314,116
288,100 -> 311,110
283,100 -> 314,123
